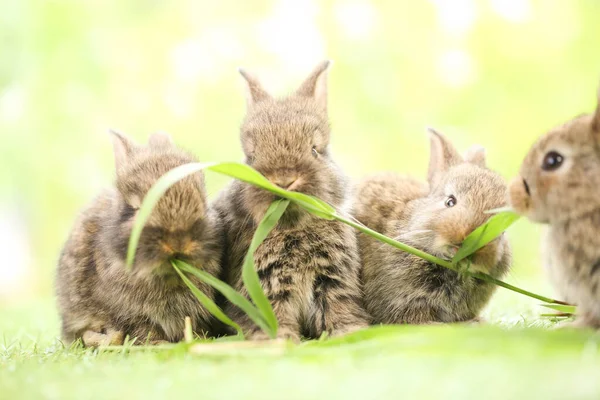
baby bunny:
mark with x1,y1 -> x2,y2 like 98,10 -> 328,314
355,129 -> 511,324
214,61 -> 369,341
57,131 -> 223,346
509,87 -> 600,328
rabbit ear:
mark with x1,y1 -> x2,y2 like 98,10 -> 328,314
464,144 -> 487,168
148,131 -> 173,148
593,84 -> 600,132
239,68 -> 271,108
109,129 -> 136,171
427,128 -> 463,185
295,60 -> 330,111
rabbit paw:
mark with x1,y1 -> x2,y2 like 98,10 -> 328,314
330,323 -> 368,338
247,327 -> 301,343
82,328 -> 125,347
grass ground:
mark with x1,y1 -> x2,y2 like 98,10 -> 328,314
2,286 -> 600,400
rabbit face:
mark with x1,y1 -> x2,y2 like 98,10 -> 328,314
110,131 -> 211,276
238,61 -> 346,225
404,129 -> 509,271
410,163 -> 508,261
510,112 -> 600,224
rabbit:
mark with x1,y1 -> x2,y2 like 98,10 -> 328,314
509,86 -> 600,328
213,60 -> 369,341
354,129 -> 512,324
56,130 -> 223,346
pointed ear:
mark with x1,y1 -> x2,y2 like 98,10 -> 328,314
427,127 -> 463,186
239,68 -> 271,109
464,144 -> 487,168
295,60 -> 330,110
148,131 -> 173,148
109,129 -> 136,172
593,84 -> 600,132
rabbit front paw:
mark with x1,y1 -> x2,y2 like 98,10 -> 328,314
82,328 -> 125,347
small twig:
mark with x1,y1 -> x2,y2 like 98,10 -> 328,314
184,316 -> 193,344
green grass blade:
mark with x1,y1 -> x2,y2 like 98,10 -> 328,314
171,261 -> 243,337
127,162 -> 335,269
242,199 -> 290,338
173,259 -> 271,335
334,212 -> 562,305
540,303 -> 577,314
452,210 -> 521,264
207,162 -> 334,218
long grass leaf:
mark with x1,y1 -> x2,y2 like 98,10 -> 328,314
452,211 -> 520,264
171,261 -> 243,337
333,213 -> 562,305
127,162 -> 334,268
242,200 -> 290,338
173,260 -> 271,335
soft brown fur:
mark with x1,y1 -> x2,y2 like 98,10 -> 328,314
509,86 -> 600,328
355,130 -> 511,324
214,61 -> 369,341
56,131 -> 223,346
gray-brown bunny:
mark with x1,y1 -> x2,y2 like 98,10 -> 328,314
213,61 -> 369,341
354,129 -> 511,324
56,131 -> 223,346
509,87 -> 600,329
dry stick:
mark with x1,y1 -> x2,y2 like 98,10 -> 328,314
184,316 -> 193,344
333,213 -> 568,305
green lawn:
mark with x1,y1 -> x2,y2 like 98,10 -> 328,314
2,288 -> 600,400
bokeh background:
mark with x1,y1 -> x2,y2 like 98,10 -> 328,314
1,0 -> 599,323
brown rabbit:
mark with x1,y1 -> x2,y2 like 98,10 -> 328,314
354,129 -> 511,324
56,131 -> 223,346
509,87 -> 600,328
213,61 -> 369,341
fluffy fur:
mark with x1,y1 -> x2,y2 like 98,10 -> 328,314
56,131 -> 223,346
355,130 -> 511,324
214,61 -> 369,341
509,86 -> 600,328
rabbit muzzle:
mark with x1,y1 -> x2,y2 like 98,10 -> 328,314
508,176 -> 532,216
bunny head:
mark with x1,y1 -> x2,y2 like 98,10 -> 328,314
237,61 -> 347,225
405,129 -> 509,270
509,88 -> 600,224
108,131 -> 211,277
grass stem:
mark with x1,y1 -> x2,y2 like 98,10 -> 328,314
333,213 -> 565,305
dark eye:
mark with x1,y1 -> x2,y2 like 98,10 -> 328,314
312,146 -> 319,158
542,151 -> 564,171
445,195 -> 457,208
120,203 -> 138,222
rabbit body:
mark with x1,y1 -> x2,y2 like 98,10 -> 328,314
355,131 -> 511,324
509,93 -> 600,328
214,61 -> 368,340
57,132 -> 223,345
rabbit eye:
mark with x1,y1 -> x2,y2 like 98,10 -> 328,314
312,146 -> 319,158
445,195 -> 457,208
121,203 -> 138,221
542,151 -> 564,171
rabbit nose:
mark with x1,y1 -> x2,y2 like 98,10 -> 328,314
522,178 -> 531,196
160,237 -> 195,257
272,176 -> 298,190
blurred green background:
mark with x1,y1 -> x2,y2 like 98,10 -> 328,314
1,0 -> 599,314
